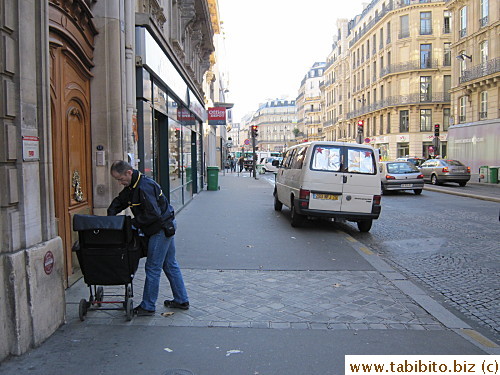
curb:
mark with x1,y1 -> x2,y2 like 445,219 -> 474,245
423,185 -> 500,203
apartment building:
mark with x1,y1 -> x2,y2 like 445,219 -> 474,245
346,0 -> 452,160
296,62 -> 326,142
445,0 -> 499,174
249,99 -> 297,152
323,19 -> 354,142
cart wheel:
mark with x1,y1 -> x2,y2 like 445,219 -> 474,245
79,299 -> 87,321
89,294 -> 94,306
125,298 -> 133,321
96,286 -> 104,307
126,284 -> 132,298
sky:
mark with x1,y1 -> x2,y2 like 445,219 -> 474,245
217,0 -> 368,123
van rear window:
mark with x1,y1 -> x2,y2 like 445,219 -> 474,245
311,145 -> 341,171
347,148 -> 375,174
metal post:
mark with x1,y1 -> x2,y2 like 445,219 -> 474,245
252,135 -> 257,179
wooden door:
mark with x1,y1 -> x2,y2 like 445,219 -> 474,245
50,45 -> 93,286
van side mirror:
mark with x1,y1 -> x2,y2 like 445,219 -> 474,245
272,160 -> 280,167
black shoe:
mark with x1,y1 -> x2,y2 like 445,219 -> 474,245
164,300 -> 189,310
133,306 -> 155,316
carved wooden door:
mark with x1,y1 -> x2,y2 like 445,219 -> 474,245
50,46 -> 93,285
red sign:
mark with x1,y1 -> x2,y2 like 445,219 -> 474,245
44,251 -> 54,275
244,139 -> 250,145
208,107 -> 226,125
176,108 -> 196,125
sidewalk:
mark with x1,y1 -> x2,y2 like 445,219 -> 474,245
424,181 -> 500,203
0,172 -> 497,375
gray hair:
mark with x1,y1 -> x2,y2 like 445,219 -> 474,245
110,160 -> 133,175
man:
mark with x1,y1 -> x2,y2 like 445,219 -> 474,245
107,160 -> 189,316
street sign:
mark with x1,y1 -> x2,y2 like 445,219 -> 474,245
244,139 -> 250,145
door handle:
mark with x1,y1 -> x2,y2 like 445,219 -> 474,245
343,175 -> 348,183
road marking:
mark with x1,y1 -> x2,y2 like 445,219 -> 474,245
359,246 -> 374,255
346,237 -> 358,243
461,329 -> 499,348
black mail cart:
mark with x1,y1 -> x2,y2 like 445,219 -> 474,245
73,214 -> 141,321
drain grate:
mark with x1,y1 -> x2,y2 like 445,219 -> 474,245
164,370 -> 195,375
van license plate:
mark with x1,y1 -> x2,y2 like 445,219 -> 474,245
401,184 -> 413,188
313,193 -> 338,200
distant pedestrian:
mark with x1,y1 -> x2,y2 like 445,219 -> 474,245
107,161 -> 189,316
230,157 -> 236,172
238,156 -> 244,173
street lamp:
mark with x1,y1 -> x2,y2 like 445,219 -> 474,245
456,53 -> 472,61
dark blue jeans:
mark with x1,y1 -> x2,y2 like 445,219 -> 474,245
140,221 -> 189,311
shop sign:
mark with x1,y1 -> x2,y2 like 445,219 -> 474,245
22,136 -> 40,161
398,135 -> 409,142
208,107 -> 226,125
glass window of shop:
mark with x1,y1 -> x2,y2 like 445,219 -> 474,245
397,143 -> 409,158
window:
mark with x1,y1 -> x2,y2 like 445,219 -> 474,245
480,41 -> 488,63
444,75 -> 451,101
460,6 -> 467,37
379,115 -> 384,135
459,50 -> 467,77
443,11 -> 451,33
386,22 -> 391,43
480,0 -> 489,26
283,149 -> 296,168
444,43 -> 451,66
386,112 -> 391,134
443,108 -> 450,130
347,148 -> 375,174
420,44 -> 432,68
459,96 -> 467,122
480,91 -> 488,119
311,145 -> 341,171
400,110 -> 409,132
380,28 -> 384,49
400,15 -> 409,38
420,12 -> 432,35
420,76 -> 432,101
420,109 -> 432,131
291,146 -> 308,169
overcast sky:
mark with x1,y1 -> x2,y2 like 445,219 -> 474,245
218,0 -> 368,123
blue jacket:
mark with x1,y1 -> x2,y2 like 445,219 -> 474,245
107,170 -> 174,236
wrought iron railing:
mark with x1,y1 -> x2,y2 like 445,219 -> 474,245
380,59 -> 439,78
459,58 -> 500,83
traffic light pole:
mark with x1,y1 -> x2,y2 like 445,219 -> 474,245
251,134 -> 257,179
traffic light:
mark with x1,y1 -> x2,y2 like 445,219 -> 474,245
434,123 -> 440,137
251,125 -> 259,138
357,120 -> 364,133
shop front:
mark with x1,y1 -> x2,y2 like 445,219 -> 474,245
136,27 -> 206,211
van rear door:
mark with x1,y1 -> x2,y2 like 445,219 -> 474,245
340,146 -> 378,213
306,144 -> 344,212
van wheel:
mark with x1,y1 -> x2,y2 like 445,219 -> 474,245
458,182 -> 467,187
290,201 -> 304,227
414,189 -> 422,195
357,219 -> 372,232
274,191 -> 283,211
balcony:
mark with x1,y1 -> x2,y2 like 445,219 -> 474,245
346,92 -> 450,119
479,112 -> 487,119
459,58 -> 500,83
479,16 -> 489,28
379,59 -> 439,78
443,25 -> 451,34
459,28 -> 467,38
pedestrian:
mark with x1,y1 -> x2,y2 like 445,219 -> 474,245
238,155 -> 244,173
230,156 -> 236,173
107,160 -> 189,316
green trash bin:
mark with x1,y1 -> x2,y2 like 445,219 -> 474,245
207,166 -> 219,191
489,167 -> 499,184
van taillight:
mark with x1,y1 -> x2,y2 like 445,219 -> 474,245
373,195 -> 381,205
299,189 -> 310,208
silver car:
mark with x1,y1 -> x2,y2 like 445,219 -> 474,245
420,159 -> 471,186
379,161 -> 424,195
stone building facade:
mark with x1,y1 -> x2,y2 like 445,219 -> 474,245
0,0 -> 219,362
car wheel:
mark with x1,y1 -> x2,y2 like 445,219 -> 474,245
357,219 -> 372,232
414,189 -> 422,195
459,182 -> 467,187
431,174 -> 440,185
274,190 -> 283,211
290,200 -> 304,227
381,183 -> 387,195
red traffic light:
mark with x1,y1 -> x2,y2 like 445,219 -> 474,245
357,120 -> 364,127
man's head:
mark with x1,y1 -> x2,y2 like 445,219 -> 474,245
110,160 -> 134,186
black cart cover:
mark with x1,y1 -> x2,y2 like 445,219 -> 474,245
73,214 -> 126,231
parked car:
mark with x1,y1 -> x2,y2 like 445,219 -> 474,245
420,159 -> 471,186
274,141 -> 381,232
396,157 -> 426,168
261,157 -> 282,173
380,161 -> 424,195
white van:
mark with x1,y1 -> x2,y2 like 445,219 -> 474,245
273,141 -> 381,232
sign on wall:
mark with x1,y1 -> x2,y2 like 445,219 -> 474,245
208,107 -> 226,125
22,136 -> 40,161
